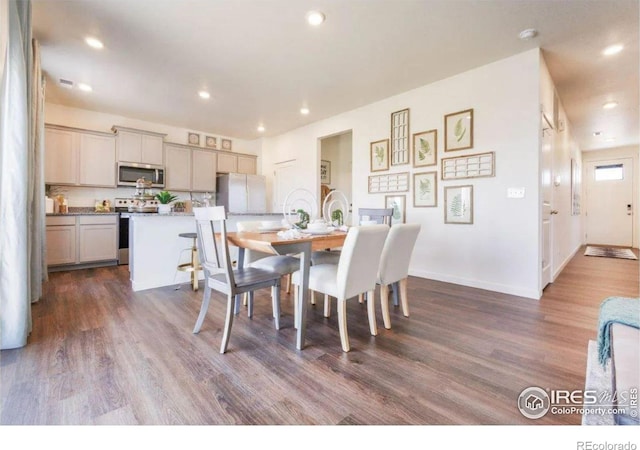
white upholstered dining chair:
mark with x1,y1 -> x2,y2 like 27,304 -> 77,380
377,223 -> 421,329
292,224 -> 389,352
192,207 -> 284,354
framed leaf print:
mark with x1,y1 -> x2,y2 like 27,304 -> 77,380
413,171 -> 437,207
385,195 -> 406,225
390,108 -> 410,165
413,129 -> 437,167
444,108 -> 473,152
444,185 -> 473,224
370,139 -> 389,172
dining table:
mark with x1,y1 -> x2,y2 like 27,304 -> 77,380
226,229 -> 347,350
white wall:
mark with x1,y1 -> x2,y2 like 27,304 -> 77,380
582,145 -> 640,248
261,49 -> 543,298
540,59 -> 584,278
44,103 -> 261,206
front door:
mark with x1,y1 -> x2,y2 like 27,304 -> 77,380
585,158 -> 634,246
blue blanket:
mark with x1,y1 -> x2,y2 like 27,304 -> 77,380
597,297 -> 640,366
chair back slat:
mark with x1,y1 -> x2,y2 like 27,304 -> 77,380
194,206 -> 235,287
358,207 -> 393,226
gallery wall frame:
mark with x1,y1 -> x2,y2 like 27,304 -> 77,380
413,129 -> 437,168
390,108 -> 410,166
320,160 -> 331,184
413,171 -> 437,207
370,139 -> 390,172
368,172 -> 410,194
385,194 -> 406,225
441,151 -> 495,180
444,184 -> 473,224
444,108 -> 473,152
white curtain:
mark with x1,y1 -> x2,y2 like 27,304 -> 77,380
0,0 -> 45,350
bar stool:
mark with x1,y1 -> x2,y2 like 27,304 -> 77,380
177,232 -> 201,291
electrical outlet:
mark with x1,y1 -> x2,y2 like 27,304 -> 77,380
507,187 -> 525,198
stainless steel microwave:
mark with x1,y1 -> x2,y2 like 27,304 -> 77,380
117,162 -> 165,188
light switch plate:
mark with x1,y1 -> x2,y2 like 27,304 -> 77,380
507,187 -> 525,198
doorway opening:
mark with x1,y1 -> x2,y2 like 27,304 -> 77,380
319,130 -> 353,223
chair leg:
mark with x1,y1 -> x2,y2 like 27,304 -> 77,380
293,284 -> 299,329
272,282 -> 281,330
367,290 -> 377,336
392,282 -> 400,307
247,291 -> 254,318
323,294 -> 331,318
220,294 -> 236,354
399,278 -> 409,317
243,292 -> 248,306
310,290 -> 316,305
193,284 -> 211,333
234,294 -> 242,315
380,284 -> 391,329
358,293 -> 364,304
337,297 -> 350,352
286,274 -> 292,294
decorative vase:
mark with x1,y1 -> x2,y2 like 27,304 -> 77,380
158,204 -> 172,214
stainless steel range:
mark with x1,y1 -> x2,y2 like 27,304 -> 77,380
114,197 -> 159,265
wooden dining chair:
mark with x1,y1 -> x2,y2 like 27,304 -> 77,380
376,223 -> 421,329
192,207 -> 284,354
292,224 -> 389,352
236,221 -> 299,295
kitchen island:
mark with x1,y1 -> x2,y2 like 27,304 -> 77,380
128,212 -> 283,291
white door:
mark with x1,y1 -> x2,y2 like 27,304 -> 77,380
540,114 -> 554,290
585,158 -> 634,246
273,160 -> 297,214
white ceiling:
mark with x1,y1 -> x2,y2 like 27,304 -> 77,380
32,0 -> 639,151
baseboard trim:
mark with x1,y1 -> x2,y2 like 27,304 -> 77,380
552,244 -> 581,281
408,269 -> 540,300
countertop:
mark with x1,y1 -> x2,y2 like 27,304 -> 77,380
47,207 -> 282,217
47,207 -> 118,216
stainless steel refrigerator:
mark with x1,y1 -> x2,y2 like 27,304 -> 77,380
216,173 -> 267,213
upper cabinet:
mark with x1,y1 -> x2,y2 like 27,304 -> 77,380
164,143 -> 217,192
45,124 -> 115,187
217,152 -> 257,175
112,126 -> 165,165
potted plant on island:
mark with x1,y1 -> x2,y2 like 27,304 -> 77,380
155,190 -> 178,214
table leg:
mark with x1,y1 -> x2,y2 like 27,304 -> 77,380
296,244 -> 311,350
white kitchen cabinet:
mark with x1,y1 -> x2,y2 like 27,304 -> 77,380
46,215 -> 118,268
112,126 -> 165,165
164,144 -> 192,191
79,133 -> 116,187
217,152 -> 237,173
45,124 -> 116,187
44,127 -> 79,185
46,216 -> 77,265
237,155 -> 257,175
78,216 -> 118,262
191,148 -> 217,192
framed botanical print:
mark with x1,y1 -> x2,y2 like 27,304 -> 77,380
444,108 -> 473,152
413,129 -> 437,167
413,171 -> 437,207
391,108 -> 410,165
370,139 -> 389,172
444,185 -> 473,224
385,194 -> 406,225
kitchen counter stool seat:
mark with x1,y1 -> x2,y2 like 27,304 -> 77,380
177,232 -> 201,291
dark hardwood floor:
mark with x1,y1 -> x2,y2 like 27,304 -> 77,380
1,246 -> 638,425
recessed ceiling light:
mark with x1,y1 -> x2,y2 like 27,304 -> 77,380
306,11 -> 325,26
77,83 -> 92,92
593,131 -> 602,136
518,28 -> 538,40
198,91 -> 210,99
603,101 -> 618,109
602,44 -> 624,56
300,107 -> 310,115
85,37 -> 104,49
257,125 -> 265,132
